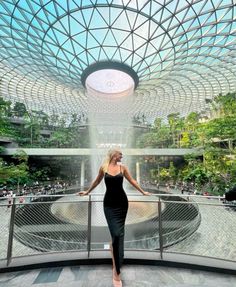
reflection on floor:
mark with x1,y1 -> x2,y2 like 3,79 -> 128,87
0,264 -> 236,287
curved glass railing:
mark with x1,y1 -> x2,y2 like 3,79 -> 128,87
0,192 -> 235,271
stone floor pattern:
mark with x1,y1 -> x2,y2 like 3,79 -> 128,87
0,264 -> 236,287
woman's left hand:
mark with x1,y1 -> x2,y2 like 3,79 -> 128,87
142,191 -> 152,196
77,191 -> 89,196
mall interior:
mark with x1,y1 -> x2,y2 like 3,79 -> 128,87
0,1 -> 236,286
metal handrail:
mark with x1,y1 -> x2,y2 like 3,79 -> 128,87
0,193 -> 226,206
0,193 -> 235,271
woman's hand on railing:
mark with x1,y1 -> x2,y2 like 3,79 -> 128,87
76,191 -> 89,196
142,191 -> 152,196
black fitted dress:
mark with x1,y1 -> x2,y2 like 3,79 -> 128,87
103,168 -> 128,275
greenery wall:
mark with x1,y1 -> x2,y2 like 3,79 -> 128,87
138,92 -> 236,195
1,92 -> 236,195
0,97 -> 88,148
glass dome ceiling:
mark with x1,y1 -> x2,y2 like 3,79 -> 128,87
0,0 -> 235,121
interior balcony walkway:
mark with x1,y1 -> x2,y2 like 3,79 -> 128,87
2,148 -> 202,156
0,264 -> 236,287
1,192 -> 236,287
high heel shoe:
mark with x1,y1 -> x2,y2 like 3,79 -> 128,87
112,268 -> 122,287
112,278 -> 122,287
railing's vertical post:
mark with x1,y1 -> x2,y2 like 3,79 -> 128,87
158,197 -> 163,260
87,195 -> 92,258
7,197 -> 17,266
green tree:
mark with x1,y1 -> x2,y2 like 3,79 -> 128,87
0,97 -> 13,137
180,131 -> 191,147
12,150 -> 29,191
0,159 -> 11,184
32,167 -> 50,181
181,112 -> 200,147
167,113 -> 184,147
212,92 -> 236,117
182,165 -> 210,189
0,155 -> 29,191
24,111 -> 41,146
9,162 -> 29,192
169,162 -> 177,183
137,118 -> 171,148
49,130 -> 69,147
13,102 -> 27,117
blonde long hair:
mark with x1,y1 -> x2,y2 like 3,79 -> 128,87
102,148 -> 122,172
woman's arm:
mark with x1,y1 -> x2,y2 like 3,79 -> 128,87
77,167 -> 104,196
123,165 -> 151,196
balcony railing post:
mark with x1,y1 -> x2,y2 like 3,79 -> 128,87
87,195 -> 92,258
158,197 -> 163,259
7,197 -> 17,266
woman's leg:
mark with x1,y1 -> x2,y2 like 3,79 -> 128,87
110,242 -> 121,281
104,205 -> 127,285
110,242 -> 115,268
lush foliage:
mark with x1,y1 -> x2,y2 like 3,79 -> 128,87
0,151 -> 29,191
1,92 -> 236,195
140,92 -> 236,195
0,97 -> 88,148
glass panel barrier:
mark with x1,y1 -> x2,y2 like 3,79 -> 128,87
11,196 -> 89,258
161,199 -> 201,248
165,197 -> 236,261
1,194 -> 236,268
0,198 -> 11,260
90,197 -> 160,251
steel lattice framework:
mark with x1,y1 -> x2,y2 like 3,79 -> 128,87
0,0 -> 235,121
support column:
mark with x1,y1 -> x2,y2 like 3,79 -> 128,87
80,160 -> 85,189
136,161 -> 140,184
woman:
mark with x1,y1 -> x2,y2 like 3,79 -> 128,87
78,149 -> 151,287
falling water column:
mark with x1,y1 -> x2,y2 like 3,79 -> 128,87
84,67 -> 137,179
81,64 -> 138,227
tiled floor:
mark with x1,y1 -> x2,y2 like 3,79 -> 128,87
0,264 -> 236,287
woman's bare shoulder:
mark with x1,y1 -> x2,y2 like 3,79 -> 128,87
119,164 -> 128,172
99,166 -> 105,174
